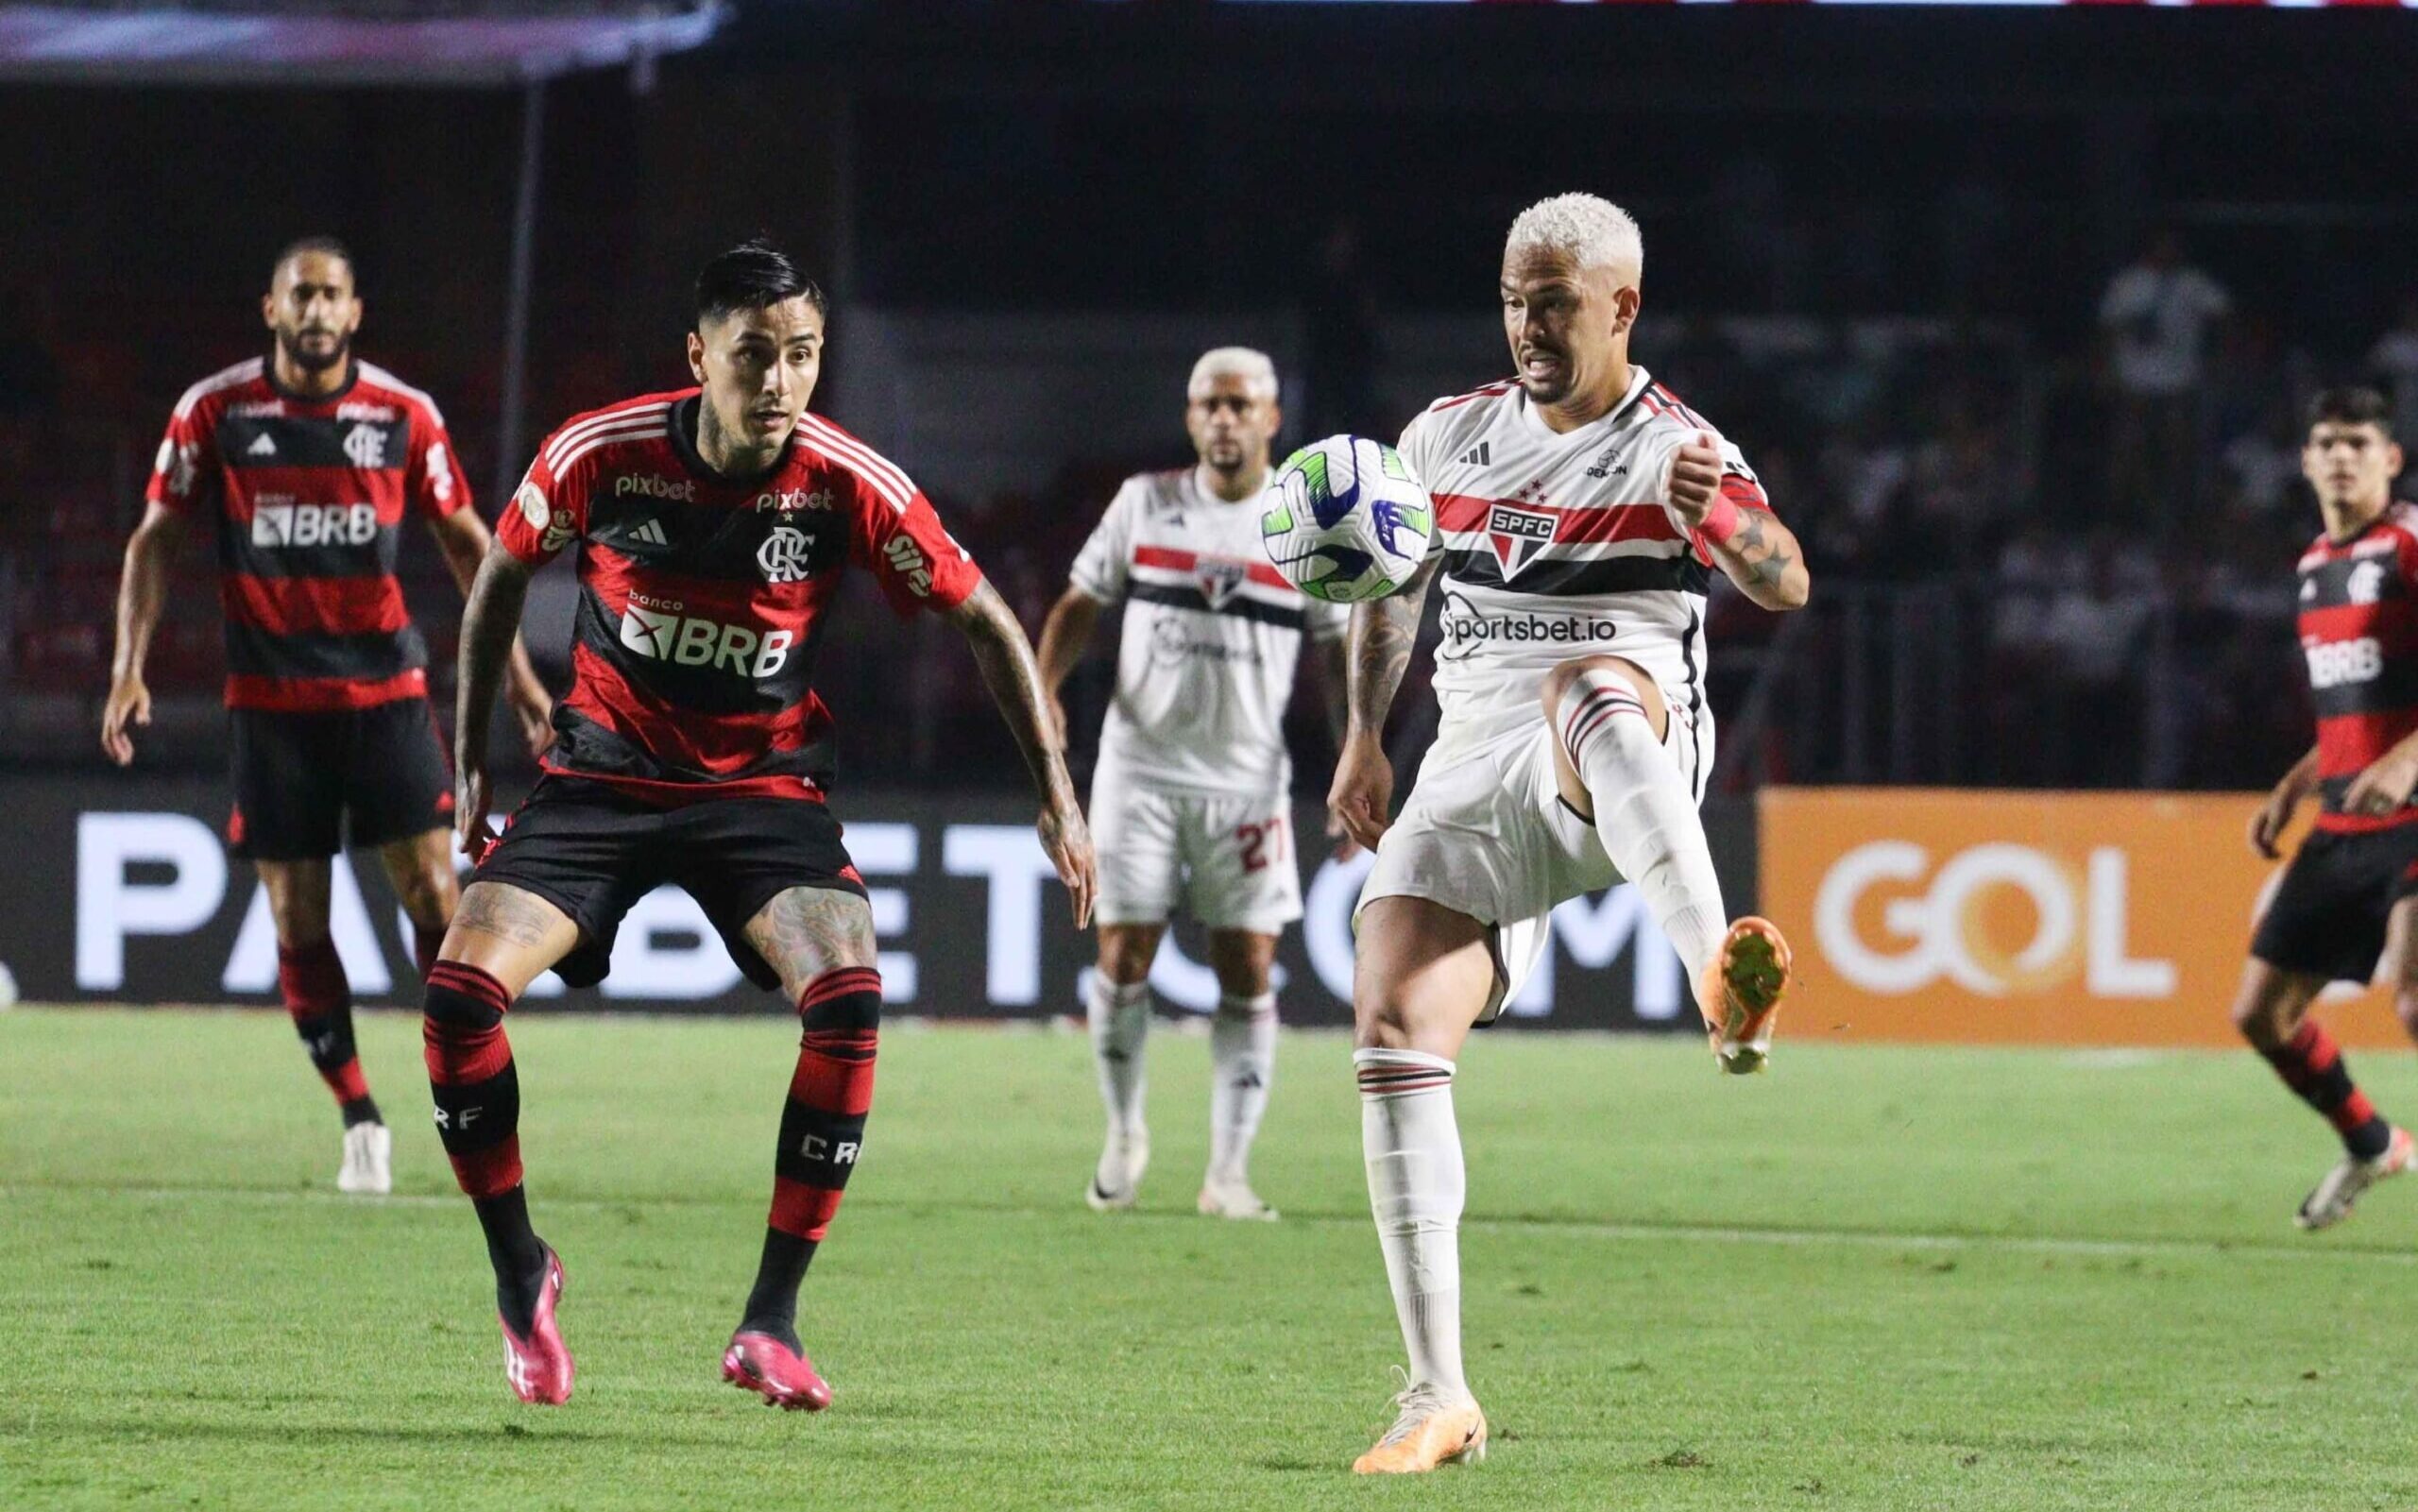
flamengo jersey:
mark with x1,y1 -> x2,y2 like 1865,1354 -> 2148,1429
500,390 -> 979,803
145,356 -> 466,711
1399,366 -> 1765,774
2296,502 -> 2418,833
1071,467 -> 1347,795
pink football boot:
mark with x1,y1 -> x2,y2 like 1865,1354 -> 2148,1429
722,1331 -> 833,1412
500,1249 -> 573,1405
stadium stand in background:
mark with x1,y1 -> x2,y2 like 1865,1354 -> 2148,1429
5,5 -> 2414,800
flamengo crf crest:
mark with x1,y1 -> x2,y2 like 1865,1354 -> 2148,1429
1486,502 -> 1556,578
1195,555 -> 1249,609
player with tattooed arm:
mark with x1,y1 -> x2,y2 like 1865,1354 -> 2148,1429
1329,195 -> 1809,1473
424,241 -> 1095,1409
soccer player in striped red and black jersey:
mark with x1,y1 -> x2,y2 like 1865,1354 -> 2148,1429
104,237 -> 553,1196
422,239 -> 1096,1408
2239,386 -> 2418,1230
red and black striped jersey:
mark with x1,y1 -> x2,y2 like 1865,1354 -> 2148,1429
2297,501 -> 2418,833
499,390 -> 981,804
145,356 -> 467,712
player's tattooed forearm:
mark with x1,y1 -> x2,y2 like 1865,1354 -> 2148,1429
1348,559 -> 1434,730
746,885 -> 878,981
1719,511 -> 1800,598
456,551 -> 533,754
1318,637 -> 1354,746
954,580 -> 1077,805
453,882 -> 563,946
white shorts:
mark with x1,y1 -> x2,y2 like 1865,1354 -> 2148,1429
1090,763 -> 1303,935
1356,705 -> 1708,1020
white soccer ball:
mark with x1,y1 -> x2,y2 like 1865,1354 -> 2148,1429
1258,435 -> 1434,603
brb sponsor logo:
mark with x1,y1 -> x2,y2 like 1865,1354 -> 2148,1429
619,594 -> 794,678
2306,637 -> 2382,689
616,473 -> 697,503
251,499 -> 379,548
1814,841 -> 2174,998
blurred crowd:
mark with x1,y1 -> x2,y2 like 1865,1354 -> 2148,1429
0,229 -> 2404,797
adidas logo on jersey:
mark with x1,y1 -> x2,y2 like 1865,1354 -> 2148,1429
1457,442 -> 1491,467
247,433 -> 278,457
630,518 -> 669,547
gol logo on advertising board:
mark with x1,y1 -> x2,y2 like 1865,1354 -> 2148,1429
1760,789 -> 2401,1049
1814,841 -> 2171,998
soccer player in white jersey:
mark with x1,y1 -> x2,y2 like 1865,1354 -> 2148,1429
1037,348 -> 1350,1221
1327,195 -> 1811,1473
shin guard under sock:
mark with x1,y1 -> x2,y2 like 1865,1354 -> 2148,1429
2261,1019 -> 2393,1160
748,966 -> 880,1339
280,939 -> 379,1126
424,960 -> 545,1329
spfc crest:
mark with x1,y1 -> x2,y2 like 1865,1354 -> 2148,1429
1195,555 -> 1250,610
1486,503 -> 1556,578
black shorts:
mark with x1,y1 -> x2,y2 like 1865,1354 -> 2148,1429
228,697 -> 453,860
469,773 -> 865,992
2250,824 -> 2418,984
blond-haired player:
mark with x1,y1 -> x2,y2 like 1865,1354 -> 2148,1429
1329,195 -> 1809,1472
1038,348 -> 1348,1221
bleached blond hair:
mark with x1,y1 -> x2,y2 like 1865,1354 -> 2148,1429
1188,346 -> 1279,400
1505,194 -> 1643,284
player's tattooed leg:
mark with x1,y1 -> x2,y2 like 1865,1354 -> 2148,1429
443,882 -> 580,997
743,885 -> 877,1001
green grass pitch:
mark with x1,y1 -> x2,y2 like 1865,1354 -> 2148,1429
7,1006 -> 2418,1511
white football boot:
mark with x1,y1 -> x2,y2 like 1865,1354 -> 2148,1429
1197,1172 -> 1278,1221
1085,1130 -> 1149,1212
337,1121 -> 393,1196
2296,1126 -> 2413,1231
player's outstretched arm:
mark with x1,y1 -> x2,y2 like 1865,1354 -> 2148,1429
947,579 -> 1098,928
1667,432 -> 1811,612
453,540 -> 538,858
1330,556 -> 1439,851
102,502 -> 187,766
1032,586 -> 1104,748
428,508 -> 554,756
2249,745 -> 2320,859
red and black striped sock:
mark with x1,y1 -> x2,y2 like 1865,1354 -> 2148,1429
743,966 -> 881,1345
278,939 -> 379,1128
2259,1019 -> 2393,1160
424,960 -> 548,1330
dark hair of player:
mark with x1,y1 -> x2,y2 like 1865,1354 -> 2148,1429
694,238 -> 827,327
273,235 -> 354,281
2308,386 -> 2393,439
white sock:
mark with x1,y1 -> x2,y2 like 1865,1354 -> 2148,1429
1556,670 -> 1728,977
1209,992 -> 1276,1183
1088,975 -> 1151,1141
1354,1047 -> 1468,1398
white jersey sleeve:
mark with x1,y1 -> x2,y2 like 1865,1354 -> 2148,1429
1070,477 -> 1145,603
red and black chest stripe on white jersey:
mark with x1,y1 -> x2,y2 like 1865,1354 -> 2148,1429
199,365 -> 434,707
549,403 -> 859,794
1433,493 -> 1714,597
2298,511 -> 2418,830
1127,544 -> 1309,629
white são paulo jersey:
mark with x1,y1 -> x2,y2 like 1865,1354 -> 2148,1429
1070,467 -> 1348,795
1399,365 -> 1766,769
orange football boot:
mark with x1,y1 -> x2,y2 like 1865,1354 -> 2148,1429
1698,916 -> 1793,1074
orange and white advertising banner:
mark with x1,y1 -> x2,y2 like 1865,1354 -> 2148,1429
1759,788 -> 2405,1049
